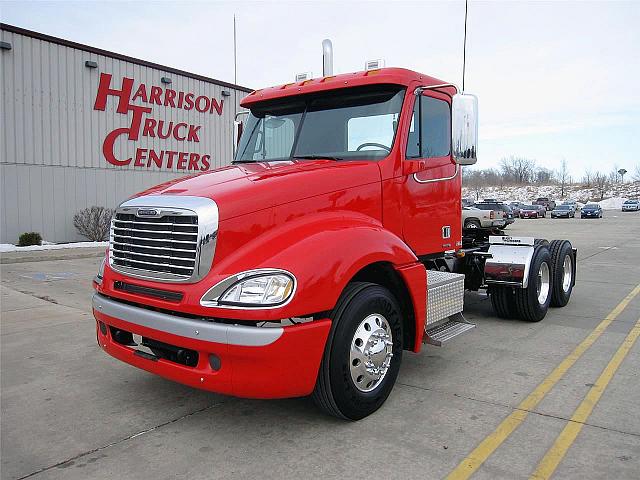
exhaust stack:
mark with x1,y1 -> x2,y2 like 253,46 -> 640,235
322,39 -> 333,76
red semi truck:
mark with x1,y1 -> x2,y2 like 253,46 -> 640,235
92,67 -> 576,419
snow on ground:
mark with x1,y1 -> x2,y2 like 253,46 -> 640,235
463,181 -> 640,210
598,197 -> 626,210
0,241 -> 108,253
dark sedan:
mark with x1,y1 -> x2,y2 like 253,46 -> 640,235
581,203 -> 603,218
551,205 -> 575,218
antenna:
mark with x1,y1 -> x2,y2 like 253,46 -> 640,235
233,15 -> 238,85
462,0 -> 468,92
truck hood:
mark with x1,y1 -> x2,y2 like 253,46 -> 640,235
134,160 -> 381,220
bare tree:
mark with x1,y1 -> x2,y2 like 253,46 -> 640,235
74,206 -> 114,241
534,167 -> 553,185
556,159 -> 570,199
582,168 -> 592,187
609,164 -> 620,184
593,172 -> 608,200
634,164 -> 640,182
499,156 -> 536,184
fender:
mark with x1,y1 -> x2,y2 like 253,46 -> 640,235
207,210 -> 421,321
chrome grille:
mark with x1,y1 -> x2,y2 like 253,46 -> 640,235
108,195 -> 219,283
111,213 -> 198,277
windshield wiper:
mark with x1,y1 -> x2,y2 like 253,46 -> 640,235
232,159 -> 259,164
292,155 -> 344,161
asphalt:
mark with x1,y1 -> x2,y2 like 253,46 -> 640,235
1,212 -> 639,479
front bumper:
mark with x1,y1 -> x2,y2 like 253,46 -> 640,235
92,293 -> 331,399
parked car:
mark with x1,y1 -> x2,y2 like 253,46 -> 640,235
519,205 -> 542,218
509,201 -> 525,216
551,204 -> 575,218
561,200 -> 578,213
462,207 -> 506,229
581,203 -> 603,218
622,199 -> 640,212
534,197 -> 556,211
474,201 -> 516,227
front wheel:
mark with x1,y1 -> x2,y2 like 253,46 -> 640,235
312,282 -> 403,420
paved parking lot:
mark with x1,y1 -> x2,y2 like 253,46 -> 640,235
2,213 -> 640,480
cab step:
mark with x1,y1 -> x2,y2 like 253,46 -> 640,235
424,313 -> 476,346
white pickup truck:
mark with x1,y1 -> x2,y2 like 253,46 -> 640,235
462,206 -> 506,229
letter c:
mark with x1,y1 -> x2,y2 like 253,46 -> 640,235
103,128 -> 132,166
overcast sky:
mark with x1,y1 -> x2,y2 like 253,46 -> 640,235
2,0 -> 639,178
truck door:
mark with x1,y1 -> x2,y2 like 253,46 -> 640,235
401,91 -> 461,256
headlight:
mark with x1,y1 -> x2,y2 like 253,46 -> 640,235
200,269 -> 296,308
95,256 -> 106,285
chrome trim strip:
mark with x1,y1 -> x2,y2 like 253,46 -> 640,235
200,268 -> 297,310
92,293 -> 283,347
412,164 -> 459,184
414,83 -> 460,96
109,195 -> 218,284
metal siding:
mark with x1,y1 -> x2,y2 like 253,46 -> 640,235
1,29 -> 246,243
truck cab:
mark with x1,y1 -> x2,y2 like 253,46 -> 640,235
92,68 -> 575,420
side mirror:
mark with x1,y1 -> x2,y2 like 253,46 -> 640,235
451,93 -> 478,165
233,111 -> 249,155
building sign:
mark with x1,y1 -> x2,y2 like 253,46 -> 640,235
94,73 -> 224,171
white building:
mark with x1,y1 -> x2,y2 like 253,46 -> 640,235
0,23 -> 250,243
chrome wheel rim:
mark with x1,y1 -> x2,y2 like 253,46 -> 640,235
349,314 -> 393,392
466,221 -> 479,229
537,262 -> 550,305
562,254 -> 573,292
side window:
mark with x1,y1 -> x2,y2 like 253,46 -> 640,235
406,95 -> 451,159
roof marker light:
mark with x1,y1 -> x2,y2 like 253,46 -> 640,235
295,72 -> 313,82
365,59 -> 385,71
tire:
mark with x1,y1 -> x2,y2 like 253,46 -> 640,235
549,240 -> 575,307
513,245 -> 553,322
312,282 -> 403,420
464,218 -> 481,229
490,286 -> 518,319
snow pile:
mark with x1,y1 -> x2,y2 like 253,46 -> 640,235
598,197 -> 627,210
463,181 -> 640,210
0,241 -> 108,253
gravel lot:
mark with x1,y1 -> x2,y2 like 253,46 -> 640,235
2,213 -> 639,479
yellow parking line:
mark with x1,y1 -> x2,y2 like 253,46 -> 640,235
530,316 -> 640,479
446,283 -> 640,480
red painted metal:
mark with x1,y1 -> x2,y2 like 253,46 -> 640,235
94,67 -> 463,399
94,311 -> 331,399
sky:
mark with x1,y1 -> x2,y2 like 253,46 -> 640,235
1,0 -> 639,179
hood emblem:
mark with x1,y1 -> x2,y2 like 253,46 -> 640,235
136,208 -> 159,217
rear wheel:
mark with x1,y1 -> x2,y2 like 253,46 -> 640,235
514,245 -> 553,322
464,218 -> 481,229
490,286 -> 517,319
312,282 -> 403,420
549,240 -> 575,307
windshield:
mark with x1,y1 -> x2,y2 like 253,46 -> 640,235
557,205 -> 571,210
235,86 -> 405,163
